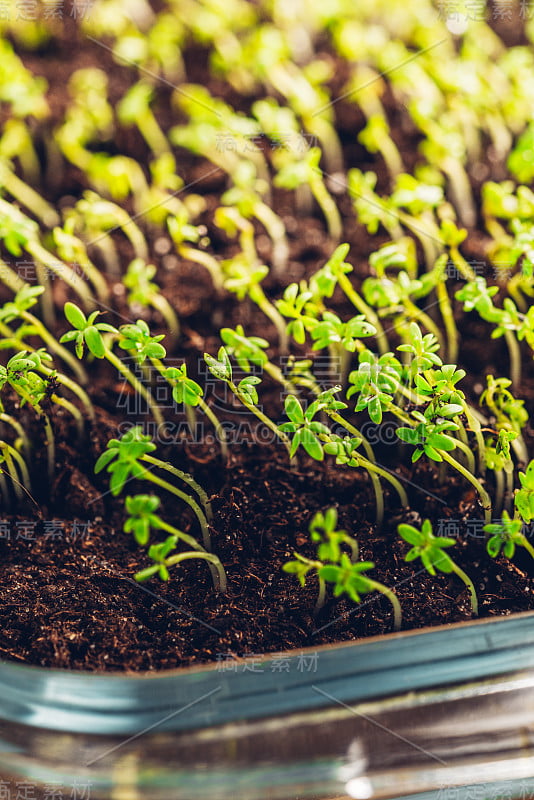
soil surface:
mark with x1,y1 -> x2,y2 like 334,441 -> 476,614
0,10 -> 533,672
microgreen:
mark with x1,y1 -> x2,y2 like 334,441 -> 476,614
483,511 -> 534,561
95,426 -> 212,550
398,519 -> 478,615
134,534 -> 227,592
284,508 -> 401,629
61,303 -> 164,427
125,494 -> 227,592
515,460 -> 534,524
123,258 -> 180,345
204,347 -> 292,457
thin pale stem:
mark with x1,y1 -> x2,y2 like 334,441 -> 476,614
165,551 -> 227,593
139,467 -> 211,551
440,451 -> 492,523
451,564 -> 478,616
0,412 -> 31,456
337,272 -> 389,355
141,453 -> 212,522
50,393 -> 85,439
229,380 -> 293,458
366,579 -> 402,631
105,350 -> 164,427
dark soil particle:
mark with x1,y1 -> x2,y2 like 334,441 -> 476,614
0,17 -> 533,673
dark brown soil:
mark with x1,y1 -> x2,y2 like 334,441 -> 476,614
0,12 -> 533,672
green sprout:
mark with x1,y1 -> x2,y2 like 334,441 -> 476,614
94,426 -> 213,550
398,519 -> 478,616
122,258 -> 180,347
161,363 -> 229,460
0,350 -> 56,481
283,507 -> 402,629
483,511 -> 534,561
273,146 -> 342,241
515,459 -> 534,524
124,495 -> 226,592
134,535 -> 227,592
204,347 -> 292,457
60,302 -> 164,427
396,412 -> 492,523
117,81 -> 171,158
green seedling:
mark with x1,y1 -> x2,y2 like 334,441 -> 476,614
456,278 -> 522,388
398,519 -> 478,615
161,363 -> 228,459
205,347 -> 292,456
0,197 -> 93,326
125,494 -> 226,592
220,324 -> 293,394
123,258 -> 180,346
60,302 -> 164,427
273,146 -> 342,240
280,391 -> 408,525
284,507 -> 401,629
515,459 -> 534,524
397,412 -> 491,523
215,206 -> 289,352
480,375 -> 528,464
117,81 -> 171,158
484,510 -> 534,561
135,534 -> 227,591
94,426 -> 212,550
0,285 -> 87,384
0,350 -> 55,481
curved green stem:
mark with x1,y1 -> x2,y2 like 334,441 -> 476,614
494,468 -> 505,516
253,201 -> 290,274
230,380 -> 293,458
336,272 -> 389,355
0,443 -> 31,502
504,328 -> 521,389
138,113 -> 172,158
440,450 -> 492,523
149,292 -> 180,346
249,284 -> 289,354
366,578 -> 402,631
197,397 -> 229,460
138,466 -> 211,551
141,452 -> 213,522
179,245 -> 224,291
26,241 -> 94,311
463,403 -> 486,477
105,350 -> 164,427
157,518 -> 221,590
1,447 -> 23,503
164,551 -> 227,593
43,414 -> 55,483
0,412 -> 31,456
0,257 -> 28,293
451,564 -> 478,616
0,163 -> 59,228
310,172 -> 342,241
436,276 -> 459,363
314,575 -> 327,616
50,393 -> 85,439
157,518 -> 206,552
519,535 -> 534,561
